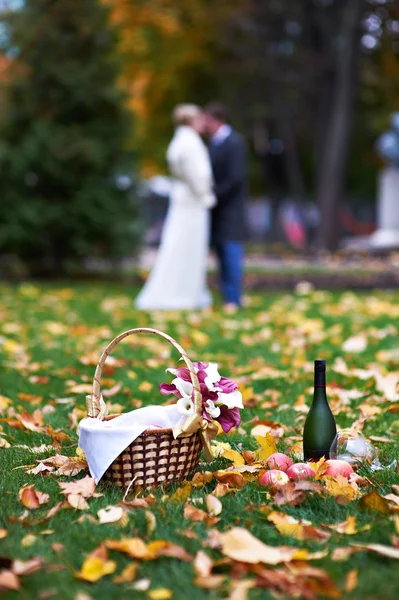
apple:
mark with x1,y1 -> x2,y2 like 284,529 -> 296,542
259,469 -> 289,489
287,463 -> 315,481
266,453 -> 293,472
324,459 -> 353,479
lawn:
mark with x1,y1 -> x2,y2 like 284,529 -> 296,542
0,282 -> 398,600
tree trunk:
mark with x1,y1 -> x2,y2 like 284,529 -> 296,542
316,0 -> 364,251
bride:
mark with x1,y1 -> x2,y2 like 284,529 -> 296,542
135,104 -> 216,310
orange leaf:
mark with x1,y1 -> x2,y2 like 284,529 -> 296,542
214,470 -> 245,489
113,563 -> 138,584
106,538 -> 153,560
183,503 -> 208,522
192,471 -> 213,487
18,485 -> 49,509
345,569 -> 358,592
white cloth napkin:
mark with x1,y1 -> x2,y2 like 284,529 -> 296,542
78,404 -> 184,484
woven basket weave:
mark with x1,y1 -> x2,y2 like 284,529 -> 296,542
86,328 -> 204,490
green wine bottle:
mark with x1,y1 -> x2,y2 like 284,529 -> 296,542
303,360 -> 337,461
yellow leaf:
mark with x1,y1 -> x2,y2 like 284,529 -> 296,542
169,483 -> 192,503
76,556 -> 116,582
222,448 -> 245,467
345,570 -> 358,592
254,433 -> 277,462
324,476 -> 359,504
359,489 -> 391,514
106,538 -> 153,560
267,511 -> 330,542
240,387 -> 254,403
219,527 -> 297,565
0,529 -> 7,539
191,330 -> 209,346
21,534 -> 36,547
148,589 -> 173,600
138,381 -> 153,392
113,563 -> 138,584
0,395 -> 12,411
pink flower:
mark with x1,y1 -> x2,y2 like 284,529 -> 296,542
218,406 -> 241,433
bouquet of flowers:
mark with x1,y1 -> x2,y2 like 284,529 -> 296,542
160,362 -> 243,433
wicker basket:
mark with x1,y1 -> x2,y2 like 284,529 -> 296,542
85,327 -> 205,490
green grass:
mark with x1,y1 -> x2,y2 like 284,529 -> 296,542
0,282 -> 399,599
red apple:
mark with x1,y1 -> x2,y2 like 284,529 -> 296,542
259,469 -> 289,489
287,463 -> 315,481
324,459 -> 353,479
266,453 -> 293,472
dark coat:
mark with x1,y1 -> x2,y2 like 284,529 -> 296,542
209,130 -> 248,244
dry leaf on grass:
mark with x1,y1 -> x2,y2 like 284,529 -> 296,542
213,483 -> 235,497
227,579 -> 255,600
13,558 -> 43,576
324,476 -> 359,504
0,571 -> 19,591
219,527 -> 298,565
273,482 -> 306,506
97,506 -> 125,524
352,543 -> 399,559
148,589 -> 172,600
192,471 -> 213,487
113,563 -> 138,584
194,575 -> 226,589
254,433 -> 277,461
75,551 -> 116,583
67,494 -> 90,511
345,569 -> 358,592
267,511 -> 331,542
323,515 -> 370,535
58,476 -> 95,498
359,489 -> 391,514
193,550 -> 213,578
331,547 -> 358,561
384,494 -> 399,506
19,485 -> 50,509
206,495 -> 222,516
214,470 -> 245,489
183,503 -> 208,522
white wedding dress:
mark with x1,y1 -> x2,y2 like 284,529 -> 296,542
135,126 -> 216,310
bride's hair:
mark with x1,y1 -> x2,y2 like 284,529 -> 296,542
173,104 -> 201,126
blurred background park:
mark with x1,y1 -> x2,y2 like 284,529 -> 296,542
0,0 -> 399,280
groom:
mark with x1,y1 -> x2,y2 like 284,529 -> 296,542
204,102 -> 247,311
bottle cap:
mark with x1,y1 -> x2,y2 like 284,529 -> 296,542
314,359 -> 326,369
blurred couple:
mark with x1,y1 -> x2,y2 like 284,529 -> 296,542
135,102 -> 247,312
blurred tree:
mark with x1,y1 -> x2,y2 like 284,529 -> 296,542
105,0 -> 232,176
0,0 -> 138,274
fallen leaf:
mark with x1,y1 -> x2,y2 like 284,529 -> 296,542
113,563 -> 138,584
222,448 -> 245,467
58,476 -> 95,498
214,470 -> 245,489
145,510 -> 156,534
106,538 -> 152,560
0,529 -> 7,539
192,471 -> 213,487
342,333 -> 367,353
331,547 -> 358,561
227,579 -> 256,600
219,527 -> 297,565
194,575 -> 226,588
0,571 -> 19,590
13,558 -> 43,576
324,476 -> 359,504
146,540 -> 192,562
273,482 -> 306,506
345,569 -> 358,592
183,503 -> 208,522
148,588 -> 172,600
323,515 -> 370,535
254,433 -> 277,461
21,534 -> 37,547
206,495 -> 222,516
19,485 -> 50,509
213,483 -> 235,497
352,543 -> 399,560
132,578 -> 151,591
359,489 -> 391,514
67,495 -> 90,510
75,555 -> 116,582
97,506 -> 124,524
267,511 -> 330,542
169,483 -> 192,503
193,550 -> 213,578
384,494 -> 399,506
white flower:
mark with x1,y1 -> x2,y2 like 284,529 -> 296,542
176,396 -> 195,416
217,389 -> 243,409
204,400 -> 221,419
172,378 -> 194,398
204,362 -> 222,391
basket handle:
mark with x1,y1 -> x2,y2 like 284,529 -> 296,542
86,327 -> 202,421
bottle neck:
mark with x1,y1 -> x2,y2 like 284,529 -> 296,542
313,368 -> 327,400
